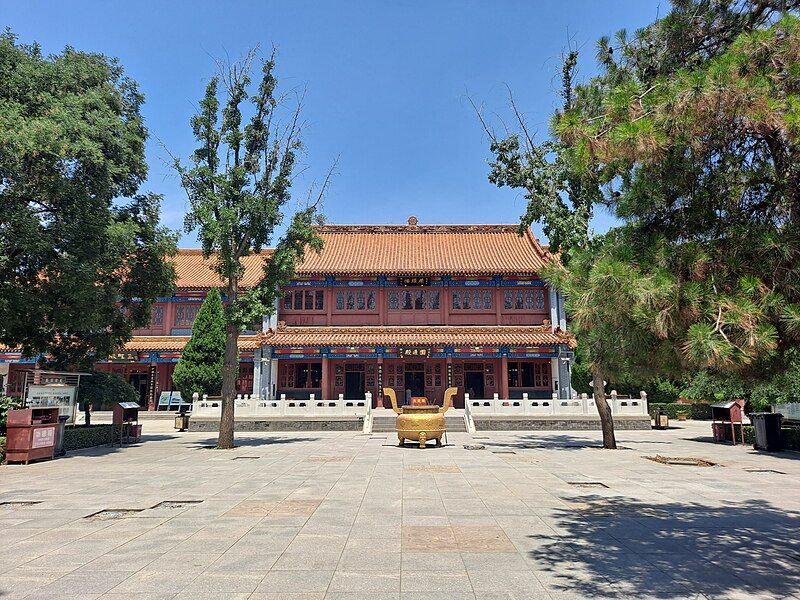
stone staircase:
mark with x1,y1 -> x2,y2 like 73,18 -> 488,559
371,410 -> 467,433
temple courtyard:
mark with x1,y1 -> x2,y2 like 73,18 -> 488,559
1,421 -> 799,600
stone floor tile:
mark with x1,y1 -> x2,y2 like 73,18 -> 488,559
255,569 -> 334,593
34,570 -> 133,595
177,572 -> 265,594
250,595 -> 325,600
401,571 -> 474,593
328,571 -> 401,593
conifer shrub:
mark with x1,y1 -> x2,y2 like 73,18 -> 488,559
172,287 -> 227,400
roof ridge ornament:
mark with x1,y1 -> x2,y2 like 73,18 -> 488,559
407,215 -> 419,227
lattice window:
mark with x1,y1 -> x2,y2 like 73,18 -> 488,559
428,290 -> 440,310
535,289 -> 545,310
283,290 -> 324,312
175,304 -> 200,327
501,289 -> 546,311
483,290 -> 493,309
452,289 -> 493,310
150,305 -> 164,326
507,361 -> 550,388
389,291 -> 399,310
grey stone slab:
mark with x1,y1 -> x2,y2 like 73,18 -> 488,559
401,571 -> 474,593
34,570 -> 133,595
328,571 -> 401,593
255,569 -> 334,593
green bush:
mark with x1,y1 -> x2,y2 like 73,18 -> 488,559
78,372 -> 138,411
688,403 -> 712,420
681,370 -> 747,404
0,435 -> 6,462
172,287 -> 226,400
648,402 -> 712,420
0,395 -> 23,431
63,424 -> 114,451
647,377 -> 683,404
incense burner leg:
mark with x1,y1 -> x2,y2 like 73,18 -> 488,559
419,431 -> 426,449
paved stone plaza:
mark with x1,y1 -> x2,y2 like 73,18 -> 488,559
1,421 -> 799,600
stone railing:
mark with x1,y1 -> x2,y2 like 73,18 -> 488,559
465,390 -> 648,417
193,392 -> 372,419
775,402 -> 800,422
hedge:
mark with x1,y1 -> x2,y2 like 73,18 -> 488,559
743,425 -> 800,450
649,402 -> 712,420
0,436 -> 5,463
63,425 -> 114,451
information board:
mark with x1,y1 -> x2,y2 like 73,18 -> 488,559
26,384 -> 77,424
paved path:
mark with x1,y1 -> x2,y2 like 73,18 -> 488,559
1,421 -> 799,599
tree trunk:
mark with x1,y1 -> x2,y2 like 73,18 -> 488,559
592,368 -> 616,449
217,276 -> 240,449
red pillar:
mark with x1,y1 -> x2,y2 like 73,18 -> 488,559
321,356 -> 330,400
500,355 -> 509,399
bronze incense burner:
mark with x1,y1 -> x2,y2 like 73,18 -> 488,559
384,387 -> 457,448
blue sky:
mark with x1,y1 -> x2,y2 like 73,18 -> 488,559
5,0 -> 661,245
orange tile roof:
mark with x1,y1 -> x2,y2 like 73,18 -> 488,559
171,249 -> 273,289
168,223 -> 554,288
296,224 -> 555,276
125,335 -> 260,352
260,325 -> 575,349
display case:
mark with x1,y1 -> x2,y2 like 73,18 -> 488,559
112,402 -> 141,445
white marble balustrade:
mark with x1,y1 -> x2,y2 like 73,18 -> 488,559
193,392 -> 372,419
465,390 -> 649,417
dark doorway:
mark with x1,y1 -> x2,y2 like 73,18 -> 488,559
128,373 -> 149,407
465,371 -> 485,399
404,364 -> 425,398
345,370 -> 365,399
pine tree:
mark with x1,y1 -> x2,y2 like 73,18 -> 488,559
481,0 -> 800,448
172,287 -> 226,401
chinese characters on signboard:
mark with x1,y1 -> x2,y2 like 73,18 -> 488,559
398,276 -> 430,287
32,427 -> 55,449
400,347 -> 430,357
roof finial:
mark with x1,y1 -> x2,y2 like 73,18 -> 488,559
407,215 -> 418,227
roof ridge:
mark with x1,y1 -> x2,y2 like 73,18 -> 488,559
314,224 -> 521,234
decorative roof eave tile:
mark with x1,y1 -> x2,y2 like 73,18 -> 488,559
170,249 -> 273,289
259,324 -> 576,349
2,335 -> 262,357
294,223 -> 558,276
124,335 -> 261,352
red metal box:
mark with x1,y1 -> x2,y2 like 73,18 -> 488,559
5,407 -> 60,464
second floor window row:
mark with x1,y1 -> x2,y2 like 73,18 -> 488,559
388,289 -> 440,311
336,290 -> 377,311
175,304 -> 201,327
452,290 -> 493,310
504,289 -> 546,311
283,290 -> 324,311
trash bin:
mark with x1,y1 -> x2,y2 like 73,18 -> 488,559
751,412 -> 782,451
54,415 -> 69,457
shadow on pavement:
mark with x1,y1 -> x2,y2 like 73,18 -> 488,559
528,495 -> 800,598
483,434 -> 637,450
190,436 -> 322,449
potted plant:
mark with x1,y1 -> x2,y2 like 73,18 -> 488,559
676,409 -> 689,422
